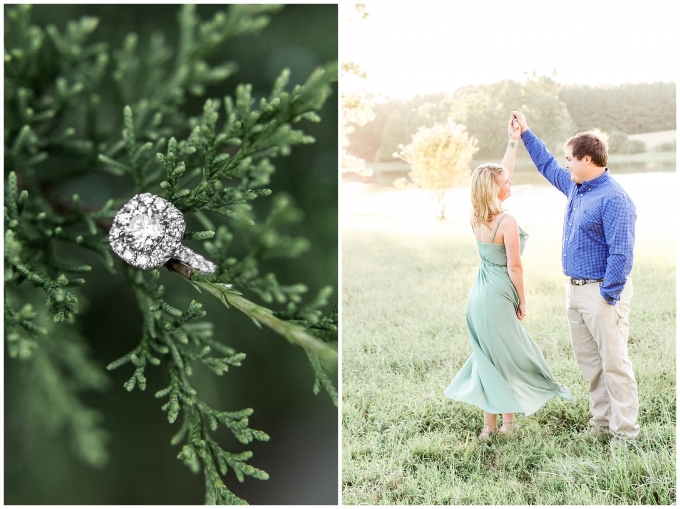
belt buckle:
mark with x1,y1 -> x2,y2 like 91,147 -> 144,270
571,278 -> 586,286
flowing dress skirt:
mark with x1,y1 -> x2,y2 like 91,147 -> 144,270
444,255 -> 572,416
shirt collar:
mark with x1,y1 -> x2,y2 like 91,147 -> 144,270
580,168 -> 609,190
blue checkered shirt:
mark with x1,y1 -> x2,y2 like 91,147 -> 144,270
521,129 -> 636,305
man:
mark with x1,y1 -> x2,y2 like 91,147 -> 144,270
510,111 -> 639,442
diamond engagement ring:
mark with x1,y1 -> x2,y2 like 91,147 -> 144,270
109,192 -> 216,274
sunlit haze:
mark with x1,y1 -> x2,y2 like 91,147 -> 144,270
341,0 -> 678,100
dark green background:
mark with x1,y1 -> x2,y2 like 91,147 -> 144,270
4,4 -> 338,504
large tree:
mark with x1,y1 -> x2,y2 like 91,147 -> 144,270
449,80 -> 522,158
559,82 -> 676,134
450,74 -> 574,157
520,72 -> 576,154
396,119 -> 478,220
375,94 -> 452,162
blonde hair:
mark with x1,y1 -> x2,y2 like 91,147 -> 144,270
470,163 -> 507,228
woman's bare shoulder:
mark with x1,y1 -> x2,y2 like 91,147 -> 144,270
500,212 -> 518,228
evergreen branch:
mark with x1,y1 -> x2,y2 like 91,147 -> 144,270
4,294 -> 111,468
306,349 -> 339,406
189,278 -> 338,365
48,261 -> 93,273
105,332 -> 162,393
157,360 -> 269,504
11,264 -> 80,323
232,272 -> 308,305
107,268 -> 270,501
203,451 -> 248,505
159,62 -> 337,214
275,291 -> 338,404
186,230 -> 215,241
205,437 -> 269,496
4,301 -> 44,359
156,363 -> 196,423
275,286 -> 338,325
51,227 -> 116,272
29,345 -> 110,468
182,347 -> 246,377
166,258 -> 338,406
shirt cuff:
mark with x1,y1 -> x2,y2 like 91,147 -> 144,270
601,291 -> 619,306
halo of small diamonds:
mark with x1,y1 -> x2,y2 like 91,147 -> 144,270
109,193 -> 185,270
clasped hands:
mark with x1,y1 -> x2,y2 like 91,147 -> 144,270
508,111 -> 529,141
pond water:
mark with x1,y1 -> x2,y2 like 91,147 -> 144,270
342,170 -> 676,234
510,160 -> 676,186
360,157 -> 675,187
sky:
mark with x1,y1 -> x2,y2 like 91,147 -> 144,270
341,0 -> 679,100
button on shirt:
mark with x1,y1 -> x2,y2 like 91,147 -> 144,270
521,129 -> 636,305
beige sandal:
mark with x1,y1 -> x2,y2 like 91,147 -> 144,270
499,421 -> 518,434
478,425 -> 498,441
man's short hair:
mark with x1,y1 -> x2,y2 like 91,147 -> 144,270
564,129 -> 609,167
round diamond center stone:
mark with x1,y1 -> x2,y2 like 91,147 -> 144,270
129,214 -> 163,248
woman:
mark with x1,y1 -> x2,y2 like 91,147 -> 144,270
444,116 -> 572,440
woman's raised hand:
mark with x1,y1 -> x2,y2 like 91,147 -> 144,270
508,115 -> 521,141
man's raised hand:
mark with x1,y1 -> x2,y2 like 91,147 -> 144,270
511,111 -> 528,133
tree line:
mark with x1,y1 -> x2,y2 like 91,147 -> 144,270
347,78 -> 676,162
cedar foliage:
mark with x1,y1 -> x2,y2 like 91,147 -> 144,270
4,4 -> 337,504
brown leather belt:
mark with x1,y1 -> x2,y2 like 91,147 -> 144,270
569,278 -> 604,285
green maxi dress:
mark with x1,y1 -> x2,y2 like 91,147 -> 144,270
444,214 -> 572,416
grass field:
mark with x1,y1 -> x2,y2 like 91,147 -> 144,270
341,174 -> 676,504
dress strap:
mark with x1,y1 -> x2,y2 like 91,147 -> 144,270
491,213 -> 508,242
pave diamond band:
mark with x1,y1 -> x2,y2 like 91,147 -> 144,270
172,244 -> 217,275
109,193 -> 216,274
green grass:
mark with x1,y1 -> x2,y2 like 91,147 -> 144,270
342,221 -> 675,505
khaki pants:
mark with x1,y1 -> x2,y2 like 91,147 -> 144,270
565,278 -> 639,438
